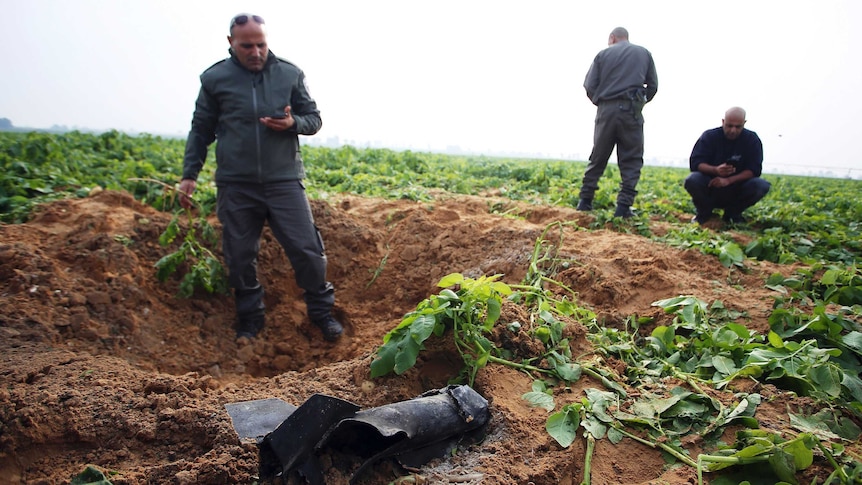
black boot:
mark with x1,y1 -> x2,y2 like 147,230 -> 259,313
312,315 -> 344,341
613,204 -> 634,218
235,315 -> 265,339
576,198 -> 593,211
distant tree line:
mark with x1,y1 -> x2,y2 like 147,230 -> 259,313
0,118 -> 76,134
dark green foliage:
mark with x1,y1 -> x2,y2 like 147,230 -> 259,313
3,131 -> 860,267
154,213 -> 228,298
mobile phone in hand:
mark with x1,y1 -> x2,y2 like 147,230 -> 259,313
726,154 -> 742,168
270,111 -> 287,119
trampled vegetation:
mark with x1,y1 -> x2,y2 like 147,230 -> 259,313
2,130 -> 861,483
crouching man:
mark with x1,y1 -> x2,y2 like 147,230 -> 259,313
685,106 -> 771,225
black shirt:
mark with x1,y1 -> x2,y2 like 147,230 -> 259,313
689,127 -> 764,177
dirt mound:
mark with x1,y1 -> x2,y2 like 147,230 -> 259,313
0,190 -> 836,484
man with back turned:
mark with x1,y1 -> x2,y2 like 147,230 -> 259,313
577,27 -> 658,218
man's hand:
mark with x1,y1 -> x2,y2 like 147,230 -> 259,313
708,177 -> 733,188
178,179 -> 197,209
714,163 -> 736,177
706,163 -> 736,187
260,106 -> 295,131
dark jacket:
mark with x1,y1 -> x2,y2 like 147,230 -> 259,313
689,128 -> 764,177
584,40 -> 658,105
182,50 -> 322,184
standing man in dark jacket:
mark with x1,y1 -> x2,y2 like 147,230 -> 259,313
685,107 -> 771,225
577,27 -> 658,218
179,13 -> 343,342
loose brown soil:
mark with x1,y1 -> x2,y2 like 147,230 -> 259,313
0,190 -> 858,484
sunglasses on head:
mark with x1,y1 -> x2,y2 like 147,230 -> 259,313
230,14 -> 265,29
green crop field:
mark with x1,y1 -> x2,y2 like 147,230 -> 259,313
2,130 -> 860,266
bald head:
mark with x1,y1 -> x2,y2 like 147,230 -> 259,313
722,107 -> 747,140
608,27 -> 629,45
611,27 -> 629,39
725,107 -> 746,120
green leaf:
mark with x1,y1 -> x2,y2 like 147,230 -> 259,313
410,313 -> 440,341
523,391 -> 555,412
546,404 -> 581,448
808,364 -> 843,398
154,251 -> 184,282
369,338 -> 399,378
392,337 -> 422,375
842,331 -> 862,355
788,412 -> 841,441
484,297 -> 501,328
664,399 -> 707,420
437,273 -> 464,288
820,268 -> 840,285
178,273 -> 196,298
766,273 -> 786,286
767,331 -> 785,348
719,242 -> 745,268
842,372 -> 862,404
158,216 -> 180,246
651,325 -> 675,349
583,388 -> 618,426
581,414 -> 608,439
370,312 -> 439,378
531,380 -> 549,392
607,426 -> 624,444
712,355 -> 738,375
768,448 -> 798,484
553,362 -> 582,382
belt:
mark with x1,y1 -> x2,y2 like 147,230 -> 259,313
599,98 -> 633,110
599,96 -> 631,104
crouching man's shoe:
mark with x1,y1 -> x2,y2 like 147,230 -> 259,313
692,211 -> 716,225
313,315 -> 344,342
723,213 -> 747,224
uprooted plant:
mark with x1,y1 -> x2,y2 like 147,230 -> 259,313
369,222 -> 591,386
154,211 -> 227,298
131,177 -> 228,298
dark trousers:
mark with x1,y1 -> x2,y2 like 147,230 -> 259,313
683,172 -> 771,217
579,99 -> 645,207
216,180 -> 335,322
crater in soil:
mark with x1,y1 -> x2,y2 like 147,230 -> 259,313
0,190 -> 848,484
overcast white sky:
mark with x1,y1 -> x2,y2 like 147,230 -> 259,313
2,0 -> 860,177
